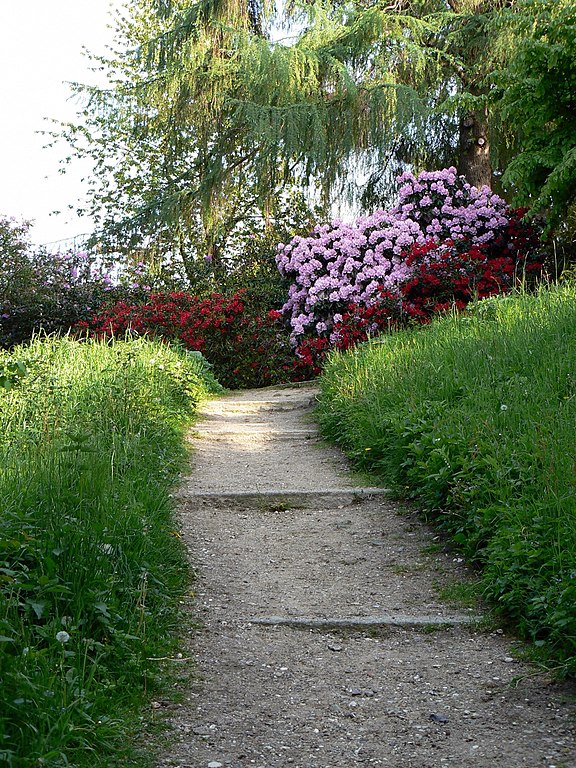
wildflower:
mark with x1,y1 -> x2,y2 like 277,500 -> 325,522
56,631 -> 70,643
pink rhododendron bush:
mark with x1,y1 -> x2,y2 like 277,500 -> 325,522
276,168 -> 543,369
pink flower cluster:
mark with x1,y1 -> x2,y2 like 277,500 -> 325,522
276,168 -> 511,342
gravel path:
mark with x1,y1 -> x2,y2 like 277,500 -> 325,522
160,385 -> 576,768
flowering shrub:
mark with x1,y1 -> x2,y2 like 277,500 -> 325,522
331,289 -> 402,347
294,290 -> 403,372
0,222 -> 153,349
297,229 -> 544,371
276,213 -> 418,342
77,291 -> 315,388
392,167 -> 509,244
276,169 -> 544,375
276,168 -> 533,346
400,233 -> 543,322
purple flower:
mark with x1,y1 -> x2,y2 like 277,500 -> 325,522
276,167 -> 511,343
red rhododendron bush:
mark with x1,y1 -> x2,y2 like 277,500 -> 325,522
76,290 -> 315,389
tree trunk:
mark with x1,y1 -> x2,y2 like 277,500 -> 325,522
457,104 -> 492,189
179,240 -> 196,286
206,239 -> 227,290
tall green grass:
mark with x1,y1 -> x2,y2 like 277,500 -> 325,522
0,336 -> 221,767
318,283 -> 576,672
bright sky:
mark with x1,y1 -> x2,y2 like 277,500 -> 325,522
0,2 -> 123,248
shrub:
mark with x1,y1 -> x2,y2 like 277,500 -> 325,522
400,224 -> 544,322
77,290 -> 315,388
0,229 -> 151,349
276,168 -> 518,343
276,169 -> 543,369
0,216 -> 196,350
276,211 -> 420,343
392,167 -> 509,243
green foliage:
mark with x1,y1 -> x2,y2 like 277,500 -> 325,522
0,336 -> 220,766
52,0 -> 326,275
57,0 -> 563,279
50,0 -> 574,294
213,190 -> 323,306
78,291 -> 315,389
317,283 -> 576,673
493,0 -> 576,223
217,228 -> 290,309
138,0 -> 443,198
0,360 -> 27,390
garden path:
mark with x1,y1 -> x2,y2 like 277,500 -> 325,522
159,385 -> 576,768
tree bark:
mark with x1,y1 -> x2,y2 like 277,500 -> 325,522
457,105 -> 492,189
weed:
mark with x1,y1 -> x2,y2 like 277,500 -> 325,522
437,580 -> 486,611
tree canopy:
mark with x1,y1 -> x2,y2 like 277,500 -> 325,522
55,0 -> 576,276
493,0 -> 576,225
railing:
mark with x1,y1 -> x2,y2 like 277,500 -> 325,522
39,233 -> 94,253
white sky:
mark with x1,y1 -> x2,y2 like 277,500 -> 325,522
0,2 -> 123,248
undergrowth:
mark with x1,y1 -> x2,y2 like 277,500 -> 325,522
317,282 -> 576,674
0,335 -> 221,766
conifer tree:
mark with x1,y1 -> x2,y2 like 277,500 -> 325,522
58,0 -> 520,274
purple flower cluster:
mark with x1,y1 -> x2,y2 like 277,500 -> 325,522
393,167 -> 508,245
276,168 -> 510,342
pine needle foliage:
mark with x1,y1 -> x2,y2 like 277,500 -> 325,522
138,0 -> 453,211
56,0 -> 458,255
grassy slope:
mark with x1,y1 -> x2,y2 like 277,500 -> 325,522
317,283 -> 576,672
0,336 -> 221,767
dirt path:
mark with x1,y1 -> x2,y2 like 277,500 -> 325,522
160,385 -> 576,768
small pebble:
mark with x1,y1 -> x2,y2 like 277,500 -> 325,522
208,762 -> 223,768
